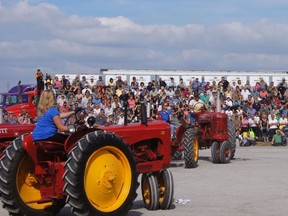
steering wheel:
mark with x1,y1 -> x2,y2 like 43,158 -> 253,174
64,107 -> 87,129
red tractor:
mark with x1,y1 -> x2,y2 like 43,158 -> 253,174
0,103 -> 177,216
0,123 -> 35,157
182,112 -> 236,168
173,92 -> 236,168
0,109 -> 36,157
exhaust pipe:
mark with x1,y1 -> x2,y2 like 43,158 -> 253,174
123,101 -> 128,126
146,100 -> 151,119
0,107 -> 3,124
140,95 -> 148,126
216,89 -> 221,112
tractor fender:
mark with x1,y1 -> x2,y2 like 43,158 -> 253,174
174,118 -> 188,145
64,127 -> 101,153
175,124 -> 186,145
21,133 -> 38,164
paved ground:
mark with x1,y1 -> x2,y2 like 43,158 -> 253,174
1,146 -> 287,216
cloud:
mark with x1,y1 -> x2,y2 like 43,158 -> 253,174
0,1 -> 288,92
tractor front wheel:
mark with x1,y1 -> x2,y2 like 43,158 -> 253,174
211,141 -> 220,163
184,128 -> 199,168
141,173 -> 159,210
0,135 -> 65,216
157,169 -> 174,210
64,131 -> 139,216
219,141 -> 231,163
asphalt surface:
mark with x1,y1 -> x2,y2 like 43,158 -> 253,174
1,146 -> 287,216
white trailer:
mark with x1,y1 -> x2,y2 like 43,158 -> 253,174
100,69 -> 288,87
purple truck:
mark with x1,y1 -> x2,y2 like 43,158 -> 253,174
0,83 -> 37,108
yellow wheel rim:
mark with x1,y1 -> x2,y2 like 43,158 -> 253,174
84,146 -> 132,212
158,175 -> 165,204
17,156 -> 53,210
142,176 -> 151,205
194,136 -> 199,161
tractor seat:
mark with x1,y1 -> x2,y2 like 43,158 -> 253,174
34,140 -> 64,151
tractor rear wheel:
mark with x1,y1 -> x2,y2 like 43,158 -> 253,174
0,135 -> 65,216
228,118 -> 236,159
141,173 -> 159,210
219,141 -> 231,163
172,151 -> 182,160
211,141 -> 220,163
157,169 -> 174,210
183,128 -> 199,168
64,131 -> 139,216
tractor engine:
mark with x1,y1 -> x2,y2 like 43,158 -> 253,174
197,111 -> 228,141
130,139 -> 162,162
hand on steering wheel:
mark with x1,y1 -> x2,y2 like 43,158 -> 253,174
64,107 -> 86,128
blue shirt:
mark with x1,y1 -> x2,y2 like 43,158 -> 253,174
92,98 -> 101,105
32,107 -> 59,141
160,109 -> 172,122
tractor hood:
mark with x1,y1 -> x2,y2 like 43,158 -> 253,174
99,119 -> 171,145
0,123 -> 35,140
197,111 -> 227,124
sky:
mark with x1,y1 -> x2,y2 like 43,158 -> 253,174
1,0 -> 288,92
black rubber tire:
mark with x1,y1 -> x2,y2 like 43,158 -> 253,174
183,128 -> 199,168
219,141 -> 231,164
228,118 -> 236,159
141,173 -> 159,210
172,151 -> 182,160
64,131 -> 139,216
0,134 -> 65,216
211,141 -> 220,163
158,169 -> 174,210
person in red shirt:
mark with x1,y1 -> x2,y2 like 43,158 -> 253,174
59,101 -> 71,113
272,95 -> 281,106
128,93 -> 136,109
259,89 -> 268,99
181,87 -> 189,97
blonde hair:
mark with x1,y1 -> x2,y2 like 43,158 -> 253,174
37,90 -> 56,117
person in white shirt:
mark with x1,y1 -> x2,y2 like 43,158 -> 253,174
111,97 -> 122,110
166,87 -> 175,99
209,91 -> 217,107
248,114 -> 260,139
225,97 -> 233,107
279,114 -> 288,129
268,114 -> 279,141
236,106 -> 243,116
225,107 -> 233,117
57,94 -> 66,107
93,104 -> 101,116
241,86 -> 251,101
230,81 -> 237,91
189,94 -> 205,111
117,111 -> 125,125
236,79 -> 243,90
81,85 -> 92,95
104,103 -> 114,117
254,112 -> 261,126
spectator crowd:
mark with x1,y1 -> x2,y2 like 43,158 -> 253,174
3,69 -> 288,146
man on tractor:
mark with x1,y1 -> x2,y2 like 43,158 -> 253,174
188,93 -> 206,125
159,102 -> 174,138
188,93 -> 205,111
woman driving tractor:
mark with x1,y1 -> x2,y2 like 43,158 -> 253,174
32,89 -> 75,143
